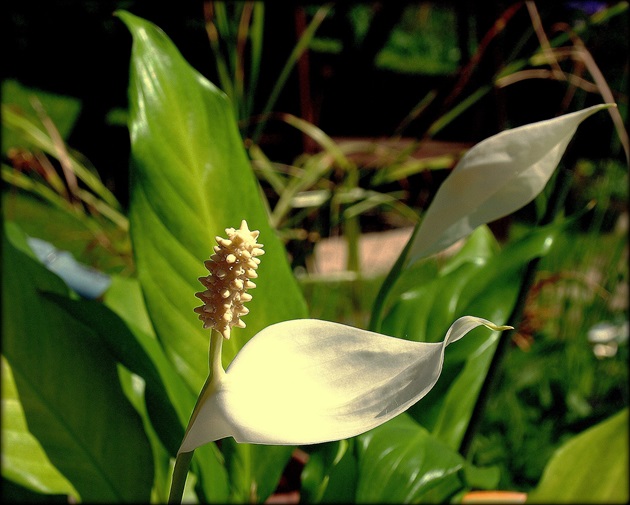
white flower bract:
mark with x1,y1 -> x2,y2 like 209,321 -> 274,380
179,316 -> 508,452
408,104 -> 613,263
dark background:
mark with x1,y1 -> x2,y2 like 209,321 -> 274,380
2,1 -> 627,207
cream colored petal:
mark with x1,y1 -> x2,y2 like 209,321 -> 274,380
408,104 -> 613,263
179,316 -> 507,451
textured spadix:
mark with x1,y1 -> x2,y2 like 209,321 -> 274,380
408,104 -> 613,263
179,316 -> 508,452
194,220 -> 264,339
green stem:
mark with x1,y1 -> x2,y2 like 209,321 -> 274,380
209,329 -> 225,380
344,164 -> 362,319
168,330 -> 225,503
168,450 -> 194,504
459,258 -> 539,457
183,331 -> 225,443
460,159 -> 578,457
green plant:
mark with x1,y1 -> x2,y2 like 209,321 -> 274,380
1,8 -> 626,505
205,1 -> 332,144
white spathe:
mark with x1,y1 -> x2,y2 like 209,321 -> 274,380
408,104 -> 613,263
179,316 -> 506,452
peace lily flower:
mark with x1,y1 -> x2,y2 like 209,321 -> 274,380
169,105 -> 613,502
176,105 -> 613,453
177,221 -> 510,453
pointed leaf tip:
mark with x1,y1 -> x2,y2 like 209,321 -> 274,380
484,323 -> 513,332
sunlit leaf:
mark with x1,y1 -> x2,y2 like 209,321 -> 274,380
355,414 -> 499,503
118,8 -> 307,388
528,408 -> 628,504
1,357 -> 78,500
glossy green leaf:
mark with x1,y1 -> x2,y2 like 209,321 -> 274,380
40,289 -> 229,502
355,414 -> 498,503
117,11 -> 306,500
104,274 -> 156,338
221,441 -> 293,503
42,292 -> 186,453
118,6 -> 307,394
2,223 -> 153,502
382,222 -> 562,444
528,408 -> 628,503
1,357 -> 78,500
300,440 -> 358,503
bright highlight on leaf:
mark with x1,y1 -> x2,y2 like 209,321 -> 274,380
179,312 -> 511,452
408,104 -> 614,263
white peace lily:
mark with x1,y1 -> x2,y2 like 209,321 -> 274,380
178,221 -> 509,453
408,104 -> 614,263
179,105 -> 611,454
180,315 -> 505,451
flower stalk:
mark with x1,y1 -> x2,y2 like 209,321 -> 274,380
459,135 -> 584,457
169,221 -> 262,503
168,450 -> 193,504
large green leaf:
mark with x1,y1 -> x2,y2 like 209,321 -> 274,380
119,10 -> 307,386
382,222 -> 561,444
42,289 -> 229,502
2,223 -> 153,502
355,414 -> 498,503
1,357 -> 78,500
117,11 -> 305,500
300,440 -> 358,503
528,408 -> 628,504
43,292 -> 186,452
104,274 -> 156,337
